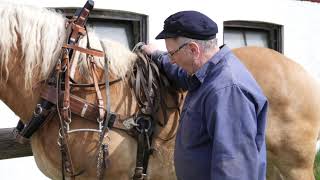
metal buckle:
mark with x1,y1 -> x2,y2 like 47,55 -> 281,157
80,103 -> 88,117
33,104 -> 43,117
133,167 -> 147,180
123,117 -> 138,129
135,116 -> 151,133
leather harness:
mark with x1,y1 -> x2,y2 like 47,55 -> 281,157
12,1 -> 181,179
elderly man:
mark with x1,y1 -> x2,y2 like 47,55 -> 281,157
142,11 -> 268,180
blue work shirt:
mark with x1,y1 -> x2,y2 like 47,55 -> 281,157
153,45 -> 268,180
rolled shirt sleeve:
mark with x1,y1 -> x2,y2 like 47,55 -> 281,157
205,85 -> 266,180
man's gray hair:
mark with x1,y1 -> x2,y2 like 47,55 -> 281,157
178,37 -> 218,52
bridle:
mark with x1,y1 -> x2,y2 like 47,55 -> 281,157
12,1 -> 181,180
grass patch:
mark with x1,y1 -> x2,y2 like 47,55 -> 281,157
315,151 -> 320,180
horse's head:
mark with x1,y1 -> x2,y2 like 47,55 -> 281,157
0,4 -> 181,179
0,4 -> 139,120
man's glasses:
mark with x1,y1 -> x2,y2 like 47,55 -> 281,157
165,42 -> 190,58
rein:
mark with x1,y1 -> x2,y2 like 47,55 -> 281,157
12,1 -> 181,179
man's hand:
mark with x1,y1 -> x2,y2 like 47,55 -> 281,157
141,44 -> 159,55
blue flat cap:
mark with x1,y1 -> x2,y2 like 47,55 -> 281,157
155,11 -> 218,40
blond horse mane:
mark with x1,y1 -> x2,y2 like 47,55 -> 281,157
0,3 -> 137,89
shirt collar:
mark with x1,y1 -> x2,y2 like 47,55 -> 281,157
193,45 -> 231,83
210,45 -> 231,65
186,45 -> 231,91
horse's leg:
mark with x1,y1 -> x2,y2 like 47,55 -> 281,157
267,114 -> 318,180
147,139 -> 177,180
266,158 -> 284,180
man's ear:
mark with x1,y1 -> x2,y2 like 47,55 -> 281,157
188,42 -> 200,58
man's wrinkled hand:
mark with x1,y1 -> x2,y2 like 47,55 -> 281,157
141,44 -> 159,55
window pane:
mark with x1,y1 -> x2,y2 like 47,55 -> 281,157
224,29 -> 246,49
88,21 -> 133,49
245,31 -> 268,48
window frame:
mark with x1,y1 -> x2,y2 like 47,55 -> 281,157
54,8 -> 148,49
223,21 -> 283,53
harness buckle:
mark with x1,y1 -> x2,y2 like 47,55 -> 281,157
80,103 -> 88,117
122,117 -> 138,129
133,167 -> 147,180
135,116 -> 152,133
98,119 -> 103,130
33,104 -> 43,117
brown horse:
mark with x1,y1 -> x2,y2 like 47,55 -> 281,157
1,4 -> 320,180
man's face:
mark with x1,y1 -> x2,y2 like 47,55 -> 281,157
165,38 -> 194,74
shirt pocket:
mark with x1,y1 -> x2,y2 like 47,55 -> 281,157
180,109 -> 205,148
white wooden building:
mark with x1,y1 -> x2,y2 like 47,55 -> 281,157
0,0 -> 319,179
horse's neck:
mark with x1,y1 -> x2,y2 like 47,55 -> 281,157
0,55 -> 41,120
0,4 -> 68,121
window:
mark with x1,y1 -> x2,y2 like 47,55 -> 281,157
54,8 -> 148,49
223,21 -> 283,53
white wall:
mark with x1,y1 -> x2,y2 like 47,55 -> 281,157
5,0 -> 320,78
0,0 -> 319,179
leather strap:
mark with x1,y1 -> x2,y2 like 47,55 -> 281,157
62,51 -> 71,121
41,86 -> 99,121
40,86 -> 132,131
47,77 -> 122,88
90,57 -> 105,120
69,0 -> 93,44
13,100 -> 55,144
63,44 -> 104,57
12,128 -> 30,144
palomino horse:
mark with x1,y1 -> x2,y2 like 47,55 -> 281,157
1,4 -> 320,180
